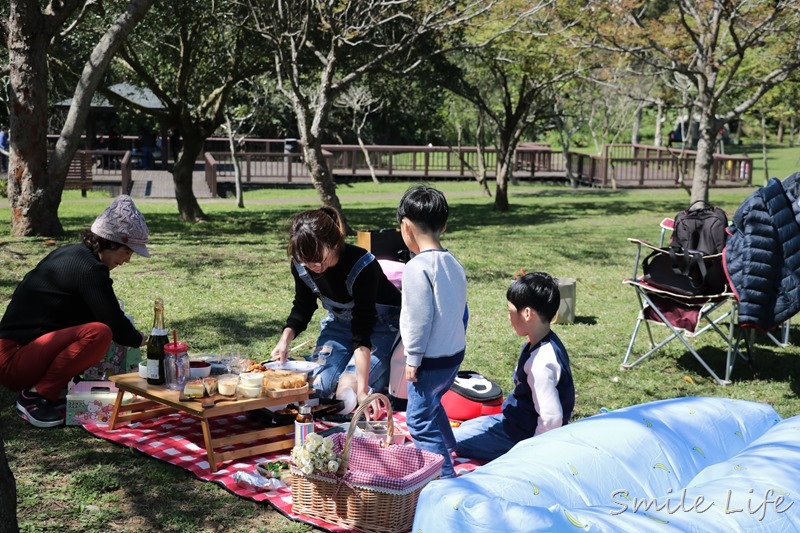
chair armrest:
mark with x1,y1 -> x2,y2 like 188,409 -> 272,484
659,218 -> 675,247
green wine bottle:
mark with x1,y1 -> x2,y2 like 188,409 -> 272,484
146,298 -> 168,386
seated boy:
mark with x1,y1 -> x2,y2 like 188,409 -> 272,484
453,272 -> 574,462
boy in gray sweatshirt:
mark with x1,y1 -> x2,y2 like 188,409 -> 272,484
397,185 -> 467,478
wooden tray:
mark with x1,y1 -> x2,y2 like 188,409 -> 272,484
178,383 -> 309,404
180,391 -> 241,406
264,383 -> 309,398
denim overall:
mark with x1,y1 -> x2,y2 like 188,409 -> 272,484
295,252 -> 400,398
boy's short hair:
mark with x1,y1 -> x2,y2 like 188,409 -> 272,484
507,272 -> 560,322
396,184 -> 448,234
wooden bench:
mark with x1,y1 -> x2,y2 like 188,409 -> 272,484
64,151 -> 93,197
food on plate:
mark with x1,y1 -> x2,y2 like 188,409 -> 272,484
245,360 -> 266,373
202,376 -> 218,396
183,379 -> 205,398
257,460 -> 289,479
263,368 -> 307,390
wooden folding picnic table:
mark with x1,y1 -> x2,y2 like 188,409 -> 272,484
108,373 -> 310,472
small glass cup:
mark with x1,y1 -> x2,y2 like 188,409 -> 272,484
217,374 -> 239,397
226,353 -> 247,374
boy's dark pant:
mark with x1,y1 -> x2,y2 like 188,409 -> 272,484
405,362 -> 461,478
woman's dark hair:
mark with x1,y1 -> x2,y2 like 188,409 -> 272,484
396,184 -> 448,234
287,206 -> 346,263
507,272 -> 560,322
80,230 -> 126,256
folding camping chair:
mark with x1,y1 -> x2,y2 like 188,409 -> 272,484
659,217 -> 791,349
621,237 -> 751,386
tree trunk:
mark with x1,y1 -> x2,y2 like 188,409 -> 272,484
52,0 -> 157,184
0,422 -> 19,533
172,134 -> 208,222
493,147 -> 512,211
631,106 -> 642,145
494,170 -> 509,211
654,102 -> 665,147
8,0 -> 156,236
8,1 -> 63,236
470,110 -> 491,196
689,116 -> 715,206
357,135 -> 380,184
225,117 -> 245,208
302,139 -> 350,231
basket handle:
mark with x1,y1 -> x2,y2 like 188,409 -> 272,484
338,392 -> 394,475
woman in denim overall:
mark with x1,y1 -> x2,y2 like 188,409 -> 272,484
271,207 -> 401,417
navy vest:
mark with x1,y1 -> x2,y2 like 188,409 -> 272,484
501,331 -> 575,441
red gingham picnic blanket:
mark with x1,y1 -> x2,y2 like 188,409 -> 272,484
83,411 -> 481,532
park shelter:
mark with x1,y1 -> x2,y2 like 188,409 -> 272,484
54,82 -> 166,156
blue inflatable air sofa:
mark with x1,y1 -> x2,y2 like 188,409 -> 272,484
413,396 -> 800,532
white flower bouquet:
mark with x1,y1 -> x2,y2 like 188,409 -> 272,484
291,433 -> 342,476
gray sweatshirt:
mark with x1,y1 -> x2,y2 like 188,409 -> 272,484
400,249 -> 467,367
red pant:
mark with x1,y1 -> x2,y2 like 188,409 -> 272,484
0,322 -> 112,402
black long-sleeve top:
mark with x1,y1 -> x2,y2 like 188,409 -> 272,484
284,244 -> 401,349
0,243 -> 143,347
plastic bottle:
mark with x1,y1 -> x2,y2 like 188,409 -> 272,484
146,298 -> 168,386
163,339 -> 190,391
295,404 -> 314,447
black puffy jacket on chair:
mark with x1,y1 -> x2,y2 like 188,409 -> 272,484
723,174 -> 800,330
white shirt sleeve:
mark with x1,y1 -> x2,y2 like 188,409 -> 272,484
525,345 -> 564,436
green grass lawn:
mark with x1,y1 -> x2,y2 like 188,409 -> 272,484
1,181 -> 799,532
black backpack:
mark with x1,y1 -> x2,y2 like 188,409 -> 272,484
642,202 -> 729,296
666,202 -> 729,294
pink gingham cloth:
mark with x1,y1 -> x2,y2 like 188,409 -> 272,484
327,432 -> 443,493
83,411 -> 480,532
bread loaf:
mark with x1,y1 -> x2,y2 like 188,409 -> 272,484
263,369 -> 306,390
203,376 -> 218,396
183,380 -> 205,398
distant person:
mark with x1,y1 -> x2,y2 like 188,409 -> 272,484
0,126 -> 9,172
138,128 -> 156,169
0,196 -> 150,428
453,272 -> 575,462
397,185 -> 467,479
102,127 -> 121,169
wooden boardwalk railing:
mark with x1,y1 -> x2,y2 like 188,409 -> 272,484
55,140 -> 753,198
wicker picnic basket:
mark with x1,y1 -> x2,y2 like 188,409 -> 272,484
291,393 -> 444,533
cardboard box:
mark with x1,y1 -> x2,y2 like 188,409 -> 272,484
356,229 -> 410,262
66,381 -> 133,426
552,277 -> 577,325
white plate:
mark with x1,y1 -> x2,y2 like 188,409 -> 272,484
263,360 -> 319,373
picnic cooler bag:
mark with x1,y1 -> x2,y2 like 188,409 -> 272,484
291,393 -> 443,533
442,370 -> 503,421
